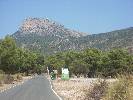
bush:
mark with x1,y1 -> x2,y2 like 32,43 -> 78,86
86,79 -> 108,100
0,70 -> 5,86
0,80 -> 3,86
4,75 -> 14,84
0,70 -> 4,74
0,74 -> 4,81
103,75 -> 133,100
0,73 -> 23,85
16,74 -> 23,80
12,73 -> 23,82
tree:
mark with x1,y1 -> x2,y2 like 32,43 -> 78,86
70,59 -> 88,76
0,36 -> 45,75
35,54 -> 45,74
45,53 -> 65,74
0,36 -> 17,74
101,49 -> 132,77
83,48 -> 102,77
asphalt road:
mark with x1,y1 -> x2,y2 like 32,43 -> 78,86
0,75 -> 60,100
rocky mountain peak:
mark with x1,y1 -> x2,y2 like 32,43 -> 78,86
18,17 -> 86,37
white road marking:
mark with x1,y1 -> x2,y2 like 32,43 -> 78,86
48,79 -> 62,100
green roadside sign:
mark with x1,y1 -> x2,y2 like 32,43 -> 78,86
61,68 -> 69,80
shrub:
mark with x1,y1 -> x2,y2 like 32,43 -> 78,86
0,70 -> 5,86
86,79 -> 108,100
16,74 -> 23,80
12,73 -> 23,82
4,75 -> 14,84
104,75 -> 133,100
0,74 -> 4,81
0,80 -> 3,86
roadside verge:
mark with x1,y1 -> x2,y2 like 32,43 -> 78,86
45,74 -> 62,100
0,76 -> 33,93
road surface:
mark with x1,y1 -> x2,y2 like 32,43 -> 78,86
0,75 -> 60,100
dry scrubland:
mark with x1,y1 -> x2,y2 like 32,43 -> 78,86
53,78 -> 91,100
0,73 -> 32,91
52,78 -> 116,100
52,76 -> 133,100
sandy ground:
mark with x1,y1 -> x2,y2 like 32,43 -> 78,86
0,76 -> 32,91
52,78 -> 117,100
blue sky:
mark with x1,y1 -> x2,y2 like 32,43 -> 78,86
0,0 -> 133,38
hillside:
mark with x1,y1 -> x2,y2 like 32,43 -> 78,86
78,27 -> 133,50
18,18 -> 86,37
12,18 -> 133,54
12,18 -> 86,54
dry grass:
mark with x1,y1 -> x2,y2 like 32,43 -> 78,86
86,80 -> 108,100
52,76 -> 133,100
0,74 -> 31,91
13,73 -> 23,82
103,75 -> 133,100
52,78 -> 100,100
52,78 -> 117,100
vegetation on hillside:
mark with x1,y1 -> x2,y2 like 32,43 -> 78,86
45,48 -> 133,78
12,19 -> 133,54
1,36 -> 133,78
0,36 -> 44,75
78,27 -> 133,51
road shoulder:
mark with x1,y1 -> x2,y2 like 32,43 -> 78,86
0,76 -> 33,93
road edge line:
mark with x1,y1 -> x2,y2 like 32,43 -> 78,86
49,79 -> 62,100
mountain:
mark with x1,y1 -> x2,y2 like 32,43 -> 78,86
77,27 -> 133,50
12,18 -> 86,54
12,18 -> 133,54
17,18 -> 86,37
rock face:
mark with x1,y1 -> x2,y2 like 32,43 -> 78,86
18,18 -> 86,37
12,18 -> 133,54
12,18 -> 87,54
